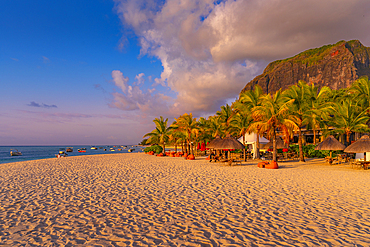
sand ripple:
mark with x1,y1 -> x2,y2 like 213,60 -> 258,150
0,153 -> 370,246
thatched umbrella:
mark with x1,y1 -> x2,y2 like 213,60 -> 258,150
213,134 -> 245,159
344,135 -> 370,161
213,134 -> 245,150
315,135 -> 345,160
263,136 -> 287,149
207,135 -> 222,149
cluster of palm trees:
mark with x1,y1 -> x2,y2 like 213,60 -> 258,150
144,77 -> 370,162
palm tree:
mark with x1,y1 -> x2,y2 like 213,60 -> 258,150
168,125 -> 185,153
143,116 -> 172,154
251,89 -> 297,162
321,87 -> 350,104
175,113 -> 199,155
349,76 -> 370,115
208,115 -> 225,138
216,104 -> 233,134
234,85 -> 265,158
284,80 -> 312,162
304,84 -> 333,145
197,117 -> 213,154
171,120 -> 188,153
229,112 -> 253,161
328,98 -> 370,145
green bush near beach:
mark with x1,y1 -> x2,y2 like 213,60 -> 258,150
289,144 -> 342,158
144,145 -> 163,154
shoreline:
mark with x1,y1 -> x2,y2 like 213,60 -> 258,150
1,153 -> 369,245
0,151 -> 145,166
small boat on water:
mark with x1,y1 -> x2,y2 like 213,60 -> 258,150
110,148 -> 115,151
66,147 -> 73,152
56,149 -> 68,158
10,149 -> 22,156
56,152 -> 67,158
128,148 -> 135,152
91,147 -> 98,150
78,148 -> 86,153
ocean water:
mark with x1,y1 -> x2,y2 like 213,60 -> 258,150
0,145 -> 144,165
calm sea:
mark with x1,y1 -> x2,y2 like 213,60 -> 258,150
0,145 -> 144,165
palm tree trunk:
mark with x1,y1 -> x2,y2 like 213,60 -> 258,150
163,144 -> 165,154
298,128 -> 305,162
189,133 -> 194,155
346,131 -> 351,146
243,134 -> 246,162
255,128 -> 261,159
313,127 -> 317,145
273,130 -> 277,162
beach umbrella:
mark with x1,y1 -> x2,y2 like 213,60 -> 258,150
263,136 -> 288,149
207,135 -> 222,149
344,135 -> 370,161
200,142 -> 206,151
197,143 -> 201,150
212,134 -> 245,150
315,135 -> 345,159
212,134 -> 245,160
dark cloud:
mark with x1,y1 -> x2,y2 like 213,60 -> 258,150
27,101 -> 57,108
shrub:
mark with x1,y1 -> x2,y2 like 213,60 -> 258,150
144,145 -> 163,154
289,144 -> 342,158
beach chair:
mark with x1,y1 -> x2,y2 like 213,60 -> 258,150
277,153 -> 285,161
337,154 -> 348,164
227,159 -> 242,166
246,153 -> 252,160
325,156 -> 339,165
209,155 -> 221,162
264,153 -> 273,160
351,158 -> 363,169
287,152 -> 298,160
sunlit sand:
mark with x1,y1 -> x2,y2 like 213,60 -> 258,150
0,153 -> 369,246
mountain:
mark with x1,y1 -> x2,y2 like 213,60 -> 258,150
241,40 -> 370,94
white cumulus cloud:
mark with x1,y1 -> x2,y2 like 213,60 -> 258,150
135,73 -> 145,85
112,70 -> 129,93
112,0 -> 370,118
110,70 -> 174,115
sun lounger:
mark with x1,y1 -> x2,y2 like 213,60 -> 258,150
227,159 -> 242,166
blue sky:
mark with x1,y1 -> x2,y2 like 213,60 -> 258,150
0,0 -> 163,145
1,0 -> 370,145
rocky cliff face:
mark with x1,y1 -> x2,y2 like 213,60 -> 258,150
241,40 -> 370,94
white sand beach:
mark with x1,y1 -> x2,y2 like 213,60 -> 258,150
0,153 -> 369,246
